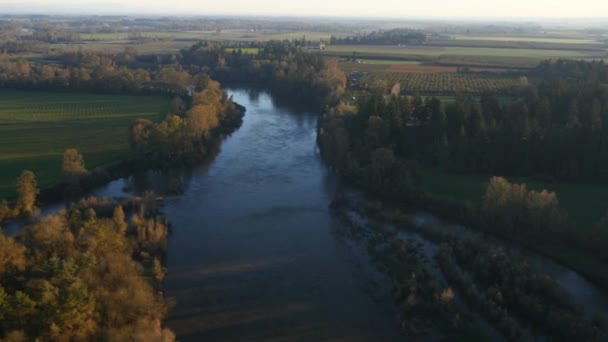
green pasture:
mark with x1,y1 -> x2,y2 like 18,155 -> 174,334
224,48 -> 260,55
0,90 -> 171,199
325,45 -> 587,59
81,30 -> 338,42
453,35 -> 601,44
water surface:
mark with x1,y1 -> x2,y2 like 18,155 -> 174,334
158,90 -> 402,341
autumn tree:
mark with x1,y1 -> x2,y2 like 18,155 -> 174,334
0,199 -> 175,341
62,148 -> 88,179
170,96 -> 185,113
187,105 -> 219,137
481,177 -> 566,238
0,232 -> 26,276
153,257 -> 167,284
15,171 -> 39,217
113,206 -> 128,234
128,119 -> 153,151
0,200 -> 11,222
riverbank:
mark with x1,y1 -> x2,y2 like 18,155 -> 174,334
332,167 -> 608,290
0,102 -> 245,228
331,193 -> 608,340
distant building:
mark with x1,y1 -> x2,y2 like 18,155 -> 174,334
307,41 -> 326,50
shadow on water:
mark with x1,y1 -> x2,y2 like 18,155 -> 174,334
158,89 -> 403,341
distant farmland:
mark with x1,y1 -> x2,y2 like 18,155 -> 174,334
360,73 -> 528,94
0,90 -> 171,198
324,44 -> 588,58
323,44 -> 602,68
340,61 -> 508,74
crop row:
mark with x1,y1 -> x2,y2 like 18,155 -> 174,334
361,72 -> 528,94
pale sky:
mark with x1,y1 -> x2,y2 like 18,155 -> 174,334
2,0 -> 608,18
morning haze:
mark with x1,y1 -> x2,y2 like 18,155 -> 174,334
2,0 -> 608,17
1,2 -> 608,342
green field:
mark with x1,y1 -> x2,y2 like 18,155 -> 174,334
453,35 -> 602,44
53,41 -> 196,54
325,45 -> 588,58
80,30 -> 338,42
69,30 -> 341,54
225,47 -> 260,54
0,90 -> 171,199
423,169 -> 608,228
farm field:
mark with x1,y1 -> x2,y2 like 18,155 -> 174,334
66,30 -> 342,54
324,44 -> 589,58
0,90 -> 171,199
52,40 -> 196,54
81,30 -> 339,42
322,44 -> 604,68
360,72 -> 527,94
452,35 -> 602,44
224,47 -> 260,54
339,61 -> 509,74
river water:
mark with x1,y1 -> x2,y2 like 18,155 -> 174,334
118,89 -> 400,341
6,88 -> 608,340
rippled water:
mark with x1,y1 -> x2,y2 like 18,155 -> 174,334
156,90 -> 402,341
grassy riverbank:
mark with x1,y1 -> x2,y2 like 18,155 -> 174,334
422,169 -> 608,229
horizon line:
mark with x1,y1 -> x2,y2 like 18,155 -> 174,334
2,12 -> 608,22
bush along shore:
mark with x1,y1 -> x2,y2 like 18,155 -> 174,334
331,196 -> 608,341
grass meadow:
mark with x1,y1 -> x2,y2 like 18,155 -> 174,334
0,90 -> 171,199
422,169 -> 608,229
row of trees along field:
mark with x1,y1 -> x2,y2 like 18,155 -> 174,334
318,59 -> 608,262
324,60 -> 608,182
0,186 -> 175,341
0,50 -> 200,95
180,41 -> 346,108
329,28 -> 427,45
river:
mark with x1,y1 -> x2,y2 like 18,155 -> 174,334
6,88 -> 608,340
71,89 -> 398,341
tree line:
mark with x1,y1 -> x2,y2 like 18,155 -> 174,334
318,59 -> 608,264
324,61 -> 608,183
329,29 -> 427,45
0,50 -> 195,96
180,41 -> 346,109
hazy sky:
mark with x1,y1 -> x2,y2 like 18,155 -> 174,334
3,0 -> 608,18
